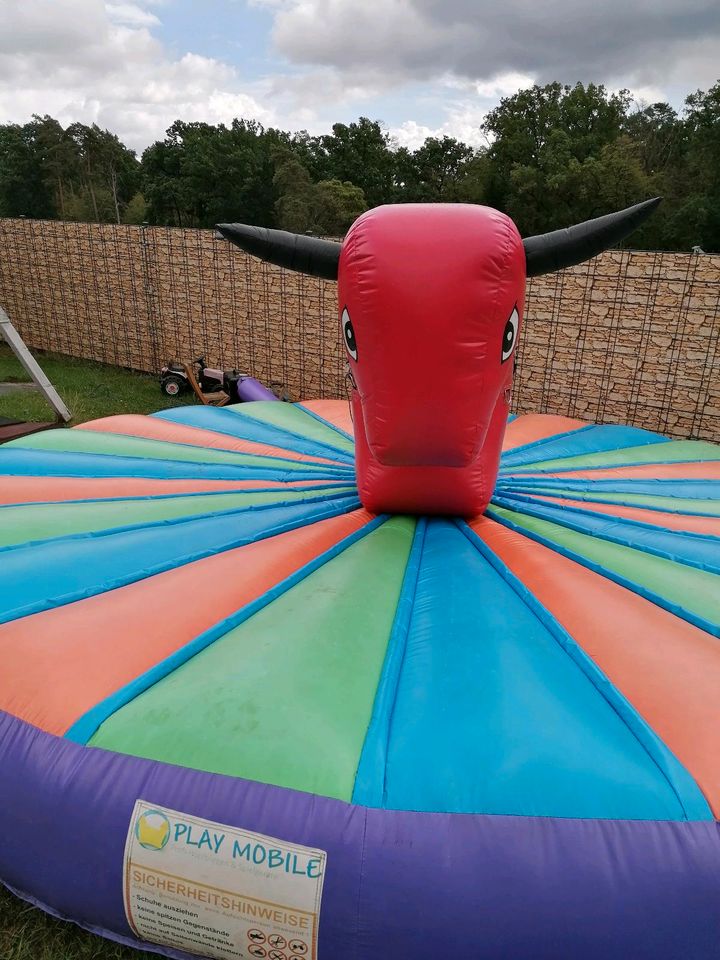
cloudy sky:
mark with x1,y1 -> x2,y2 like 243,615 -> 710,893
1,0 -> 719,153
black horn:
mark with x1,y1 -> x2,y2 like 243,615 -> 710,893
523,197 -> 661,277
216,223 -> 341,281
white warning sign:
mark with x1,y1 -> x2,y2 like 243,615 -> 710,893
123,800 -> 326,960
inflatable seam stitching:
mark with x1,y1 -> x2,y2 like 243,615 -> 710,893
351,518 -> 426,808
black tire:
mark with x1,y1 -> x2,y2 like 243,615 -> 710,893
160,375 -> 185,397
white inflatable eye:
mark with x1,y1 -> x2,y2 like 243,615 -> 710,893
342,307 -> 357,361
501,307 -> 519,363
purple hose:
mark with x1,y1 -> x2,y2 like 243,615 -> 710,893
236,376 -> 279,402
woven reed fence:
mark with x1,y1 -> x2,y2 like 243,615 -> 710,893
0,217 -> 718,440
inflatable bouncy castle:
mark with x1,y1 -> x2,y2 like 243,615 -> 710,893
1,200 -> 719,960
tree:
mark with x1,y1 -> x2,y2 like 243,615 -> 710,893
624,102 -> 683,177
59,122 -> 140,223
31,115 -> 80,219
274,152 -> 315,232
0,123 -> 55,218
0,117 -> 140,223
317,118 -> 397,208
274,151 -> 366,234
141,119 -> 278,228
310,179 -> 367,235
681,82 -> 720,250
141,136 -> 186,225
0,86 -> 718,250
395,136 -> 476,202
483,82 -> 632,233
121,192 -> 148,225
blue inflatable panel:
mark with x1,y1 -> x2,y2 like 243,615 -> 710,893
353,517 -> 705,820
496,476 -> 720,501
0,495 -> 359,624
353,519 -> 427,807
154,406 -> 355,464
487,507 -> 720,638
0,448 -> 348,482
492,494 -> 720,573
500,425 -> 669,470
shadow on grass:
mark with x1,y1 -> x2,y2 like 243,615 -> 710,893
0,884 -> 162,960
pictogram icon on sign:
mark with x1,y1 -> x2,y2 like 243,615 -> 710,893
289,940 -> 308,956
248,930 -> 266,944
269,950 -> 286,960
268,934 -> 287,949
248,945 -> 267,958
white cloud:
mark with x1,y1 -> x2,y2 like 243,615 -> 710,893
0,0 -> 107,57
387,72 -> 538,150
106,3 -> 161,28
391,105 -> 490,150
0,0 -> 409,151
271,0 -> 469,82
469,74 -> 537,100
0,0 -> 717,159
266,0 -> 720,97
0,0 -> 278,152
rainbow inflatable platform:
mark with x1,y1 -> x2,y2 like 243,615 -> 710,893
1,200 -> 719,960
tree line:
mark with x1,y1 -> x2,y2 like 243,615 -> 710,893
0,80 -> 718,251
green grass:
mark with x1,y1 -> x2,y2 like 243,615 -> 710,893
0,344 -> 193,425
0,884 -> 159,960
0,346 -> 196,956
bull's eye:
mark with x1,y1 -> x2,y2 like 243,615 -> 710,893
501,307 -> 519,363
342,307 -> 357,361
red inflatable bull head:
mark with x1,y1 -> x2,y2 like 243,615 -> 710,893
218,198 -> 659,516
